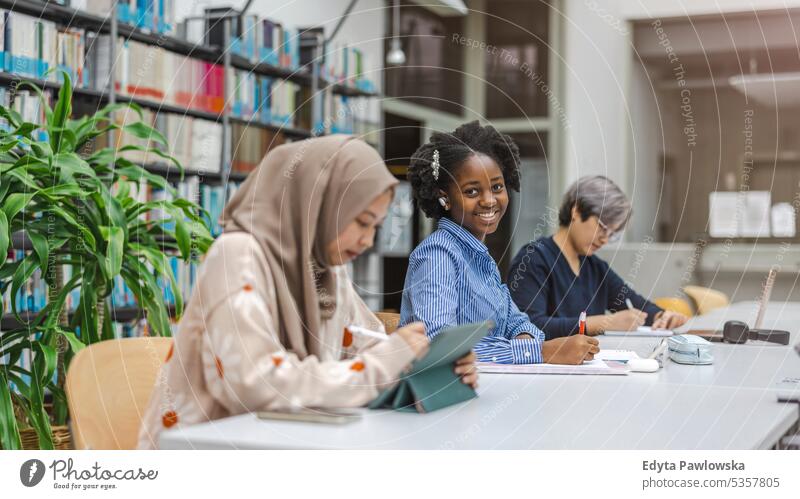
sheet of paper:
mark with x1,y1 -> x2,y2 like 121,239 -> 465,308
604,326 -> 674,337
740,191 -> 771,237
709,191 -> 740,238
477,359 -> 628,375
595,350 -> 641,362
771,202 -> 796,237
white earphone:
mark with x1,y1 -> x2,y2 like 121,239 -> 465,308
438,197 -> 448,208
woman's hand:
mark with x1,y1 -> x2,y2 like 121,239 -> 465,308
394,322 -> 430,359
597,309 -> 647,332
652,310 -> 688,330
542,335 -> 600,365
454,351 -> 479,389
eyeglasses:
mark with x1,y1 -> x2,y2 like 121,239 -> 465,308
597,218 -> 622,243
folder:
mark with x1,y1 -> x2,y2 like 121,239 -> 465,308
369,322 -> 491,413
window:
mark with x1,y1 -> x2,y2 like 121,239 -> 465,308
485,0 -> 550,119
385,3 -> 464,115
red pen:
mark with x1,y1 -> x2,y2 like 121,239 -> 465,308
579,311 -> 587,335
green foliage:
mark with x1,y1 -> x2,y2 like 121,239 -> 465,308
0,72 -> 213,449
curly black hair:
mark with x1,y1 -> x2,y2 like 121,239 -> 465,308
408,120 -> 522,219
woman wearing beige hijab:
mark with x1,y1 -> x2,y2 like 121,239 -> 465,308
137,135 -> 477,449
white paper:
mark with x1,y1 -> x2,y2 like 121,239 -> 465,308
477,359 -> 628,375
604,326 -> 674,337
740,191 -> 771,237
595,350 -> 641,362
709,191 -> 740,238
771,202 -> 796,237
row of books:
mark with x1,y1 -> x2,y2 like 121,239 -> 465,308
230,69 -> 299,127
94,107 -> 224,174
0,9 -> 88,86
75,0 -> 176,35
88,35 -> 226,115
323,44 -> 374,92
0,86 -> 50,141
0,252 -> 185,335
231,123 -> 286,174
314,90 -> 381,137
1,182 -> 236,323
179,9 -> 300,71
114,176 -> 240,238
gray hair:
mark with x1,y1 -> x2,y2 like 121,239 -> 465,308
558,175 -> 632,228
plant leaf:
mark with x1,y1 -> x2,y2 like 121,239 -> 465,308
122,121 -> 168,147
0,372 -> 22,450
1,192 -> 35,221
50,71 -> 73,153
57,329 -> 85,354
0,210 -> 8,269
102,226 -> 124,278
26,231 -> 50,277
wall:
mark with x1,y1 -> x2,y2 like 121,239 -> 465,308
559,0 -> 800,302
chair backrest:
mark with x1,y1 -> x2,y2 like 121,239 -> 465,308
66,337 -> 172,450
375,312 -> 401,334
682,285 -> 731,315
653,297 -> 694,317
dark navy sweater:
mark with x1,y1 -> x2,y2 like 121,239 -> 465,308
507,236 -> 662,340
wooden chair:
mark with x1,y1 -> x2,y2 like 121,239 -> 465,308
683,285 -> 730,315
653,297 -> 694,317
65,337 -> 172,450
375,312 -> 401,334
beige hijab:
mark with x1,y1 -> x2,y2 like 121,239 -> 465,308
220,135 -> 398,359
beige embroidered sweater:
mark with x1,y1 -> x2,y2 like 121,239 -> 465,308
137,232 -> 415,449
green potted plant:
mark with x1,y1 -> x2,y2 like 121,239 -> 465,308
0,73 -> 213,449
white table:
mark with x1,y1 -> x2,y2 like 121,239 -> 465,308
160,302 -> 800,450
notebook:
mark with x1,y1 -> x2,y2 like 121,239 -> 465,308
595,349 -> 641,363
477,358 -> 629,375
604,326 -> 674,337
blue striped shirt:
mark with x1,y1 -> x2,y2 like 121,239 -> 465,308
400,217 -> 545,364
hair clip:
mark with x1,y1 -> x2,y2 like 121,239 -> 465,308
431,149 -> 440,181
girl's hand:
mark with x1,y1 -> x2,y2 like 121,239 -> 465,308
542,335 -> 600,365
454,351 -> 479,389
395,322 -> 430,359
652,310 -> 689,330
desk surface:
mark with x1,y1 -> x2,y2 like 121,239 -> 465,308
160,301 -> 800,450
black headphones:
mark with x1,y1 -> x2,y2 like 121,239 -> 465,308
722,320 -> 790,345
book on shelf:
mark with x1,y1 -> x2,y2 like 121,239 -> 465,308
0,9 -> 88,86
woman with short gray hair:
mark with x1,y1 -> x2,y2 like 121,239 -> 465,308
507,175 -> 688,339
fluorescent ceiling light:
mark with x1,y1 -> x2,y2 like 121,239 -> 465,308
729,72 -> 800,108
408,0 -> 468,16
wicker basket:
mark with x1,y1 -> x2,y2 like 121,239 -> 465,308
19,425 -> 72,450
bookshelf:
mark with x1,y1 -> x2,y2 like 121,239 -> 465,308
0,0 -> 381,331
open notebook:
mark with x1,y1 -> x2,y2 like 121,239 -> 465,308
477,358 -> 629,375
604,326 -> 673,337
